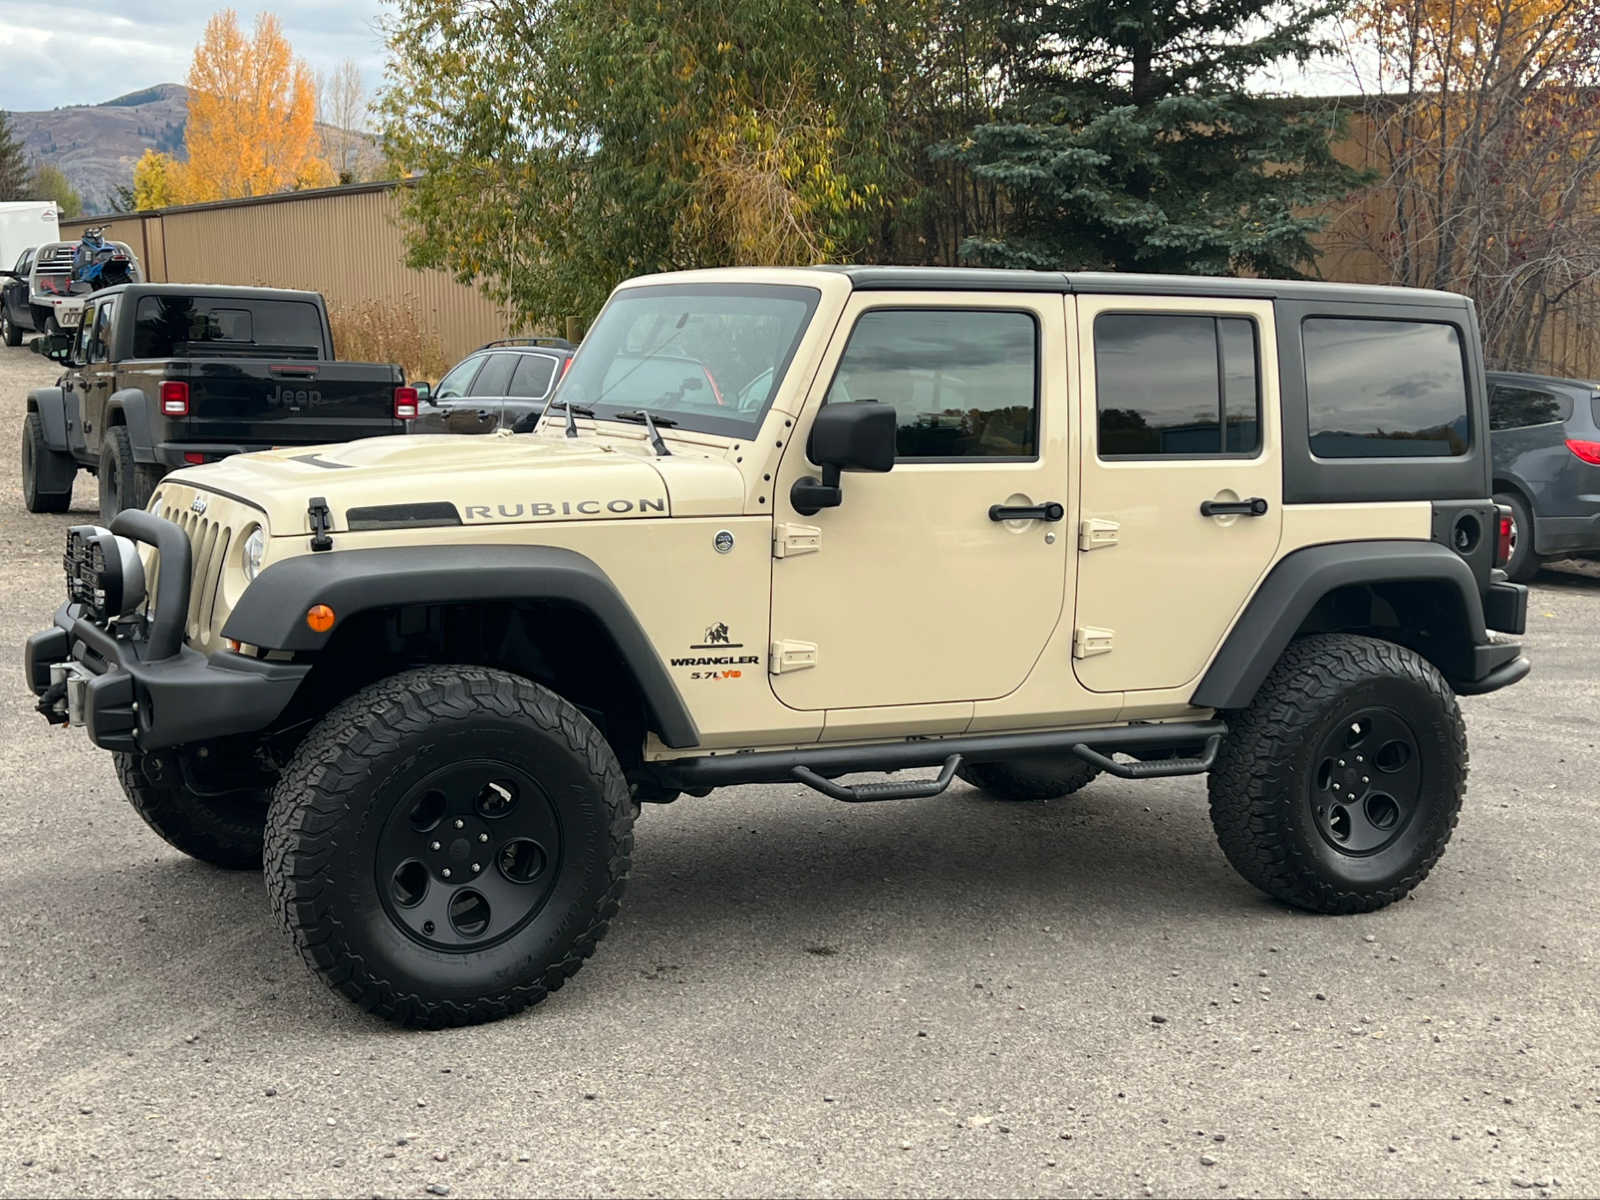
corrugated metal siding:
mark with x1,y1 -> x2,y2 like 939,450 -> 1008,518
64,185 -> 513,361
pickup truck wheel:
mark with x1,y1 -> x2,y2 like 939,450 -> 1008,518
1,308 -> 20,346
958,756 -> 1099,801
98,426 -> 160,520
22,412 -> 75,513
113,753 -> 267,870
265,665 -> 634,1028
1209,634 -> 1466,915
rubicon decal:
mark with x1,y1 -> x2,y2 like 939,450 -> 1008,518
462,497 -> 667,521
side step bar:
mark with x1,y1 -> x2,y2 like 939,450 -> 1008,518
654,719 -> 1227,797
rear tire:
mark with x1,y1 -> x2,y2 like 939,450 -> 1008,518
114,753 -> 267,870
98,425 -> 161,520
1495,491 -> 1538,582
265,666 -> 634,1028
1208,634 -> 1466,914
21,412 -> 74,513
958,755 -> 1100,801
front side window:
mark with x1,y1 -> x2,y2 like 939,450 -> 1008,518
89,299 -> 115,363
73,303 -> 97,363
1094,313 -> 1261,457
1490,384 -> 1568,431
1304,318 -> 1469,458
467,352 -> 517,397
824,309 -> 1039,458
557,283 -> 820,438
435,355 -> 483,400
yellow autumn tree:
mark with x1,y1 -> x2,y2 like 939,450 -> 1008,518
182,10 -> 335,202
132,149 -> 187,210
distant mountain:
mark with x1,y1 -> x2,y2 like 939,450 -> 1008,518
5,84 -> 378,215
6,85 -> 188,213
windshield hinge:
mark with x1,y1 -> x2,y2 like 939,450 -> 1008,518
308,496 -> 334,552
773,523 -> 821,559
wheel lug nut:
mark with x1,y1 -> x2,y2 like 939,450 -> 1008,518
442,868 -> 452,879
454,819 -> 465,829
478,833 -> 488,843
430,841 -> 441,851
471,863 -> 481,873
1338,759 -> 1346,767
1362,776 -> 1369,783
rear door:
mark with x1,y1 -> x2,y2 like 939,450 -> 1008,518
504,351 -> 561,431
1072,295 -> 1283,694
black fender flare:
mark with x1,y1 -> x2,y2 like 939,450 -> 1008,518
1191,540 -> 1488,710
25,387 -> 70,450
222,544 -> 701,748
106,388 -> 159,462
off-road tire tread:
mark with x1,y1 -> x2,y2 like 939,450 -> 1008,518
1208,633 -> 1466,914
113,752 -> 266,869
264,666 -> 634,1029
958,756 -> 1100,801
22,412 -> 73,513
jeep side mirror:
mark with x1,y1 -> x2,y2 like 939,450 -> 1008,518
32,332 -> 73,363
790,401 -> 896,516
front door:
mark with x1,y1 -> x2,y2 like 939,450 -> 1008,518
1072,296 -> 1284,694
770,293 -> 1071,711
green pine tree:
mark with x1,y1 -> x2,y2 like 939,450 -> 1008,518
940,0 -> 1367,278
0,111 -> 30,201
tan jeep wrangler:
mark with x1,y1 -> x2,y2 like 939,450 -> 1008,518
26,267 -> 1531,1027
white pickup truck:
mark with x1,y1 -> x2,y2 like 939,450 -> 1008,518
1,236 -> 143,345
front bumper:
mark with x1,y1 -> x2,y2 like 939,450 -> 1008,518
24,510 -> 308,751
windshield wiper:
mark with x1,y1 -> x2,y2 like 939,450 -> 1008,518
544,399 -> 595,439
614,409 -> 677,456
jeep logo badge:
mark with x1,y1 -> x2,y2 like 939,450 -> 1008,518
713,530 -> 734,554
191,497 -> 208,515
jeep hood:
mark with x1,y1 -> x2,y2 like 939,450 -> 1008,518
160,434 -> 747,533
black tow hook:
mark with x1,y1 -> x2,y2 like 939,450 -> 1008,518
36,680 -> 68,724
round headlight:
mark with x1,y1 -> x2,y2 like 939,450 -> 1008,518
242,527 -> 266,581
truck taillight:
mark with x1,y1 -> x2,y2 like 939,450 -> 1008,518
1565,438 -> 1600,464
159,380 -> 189,417
394,386 -> 419,420
1496,507 -> 1514,568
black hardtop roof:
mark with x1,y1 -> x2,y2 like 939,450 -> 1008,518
90,282 -> 325,305
815,265 -> 1469,308
1485,368 -> 1600,392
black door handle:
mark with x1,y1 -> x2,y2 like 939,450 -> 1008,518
989,501 -> 1065,522
1200,497 -> 1269,517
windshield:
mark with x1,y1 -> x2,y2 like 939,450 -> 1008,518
554,283 -> 820,438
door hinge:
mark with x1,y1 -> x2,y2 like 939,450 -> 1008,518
769,639 -> 818,674
1078,518 -> 1120,551
1073,626 -> 1115,659
773,522 -> 821,558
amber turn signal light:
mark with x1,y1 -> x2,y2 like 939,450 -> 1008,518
306,604 -> 336,633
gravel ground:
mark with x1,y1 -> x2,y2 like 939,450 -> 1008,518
0,340 -> 1597,1198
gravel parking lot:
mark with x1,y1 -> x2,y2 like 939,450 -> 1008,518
0,340 -> 1597,1199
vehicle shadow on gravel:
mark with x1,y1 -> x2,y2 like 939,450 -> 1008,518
7,782 -> 1291,1039
1534,561 -> 1600,590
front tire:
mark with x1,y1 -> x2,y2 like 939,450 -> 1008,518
1,307 -> 20,346
114,753 -> 267,869
22,412 -> 75,513
1209,634 -> 1466,914
958,755 -> 1100,801
265,666 -> 634,1028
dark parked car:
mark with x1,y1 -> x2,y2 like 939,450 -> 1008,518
410,338 -> 575,435
22,283 -> 413,519
1487,369 -> 1600,580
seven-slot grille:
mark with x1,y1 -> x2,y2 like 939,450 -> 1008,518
155,499 -> 233,647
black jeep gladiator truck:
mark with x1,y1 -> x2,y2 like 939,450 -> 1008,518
21,283 -> 416,519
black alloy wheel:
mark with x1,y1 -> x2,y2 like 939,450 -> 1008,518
1308,708 -> 1421,856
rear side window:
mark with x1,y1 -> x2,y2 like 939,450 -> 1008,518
1490,384 -> 1569,430
131,296 -> 323,357
508,354 -> 557,398
825,308 -> 1038,459
1304,318 -> 1469,458
1094,314 -> 1261,456
467,352 -> 518,397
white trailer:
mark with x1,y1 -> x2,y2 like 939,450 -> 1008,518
0,202 -> 60,270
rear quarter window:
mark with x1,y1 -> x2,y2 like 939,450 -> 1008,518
1489,384 -> 1570,430
132,296 -> 324,358
1304,317 -> 1470,458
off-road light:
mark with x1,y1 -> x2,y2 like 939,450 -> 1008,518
159,380 -> 189,417
306,604 -> 336,633
242,527 -> 266,581
63,525 -> 146,618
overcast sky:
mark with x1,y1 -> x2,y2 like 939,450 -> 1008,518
0,1 -> 1365,115
0,0 -> 388,113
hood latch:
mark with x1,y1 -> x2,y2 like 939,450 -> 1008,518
308,496 -> 334,552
